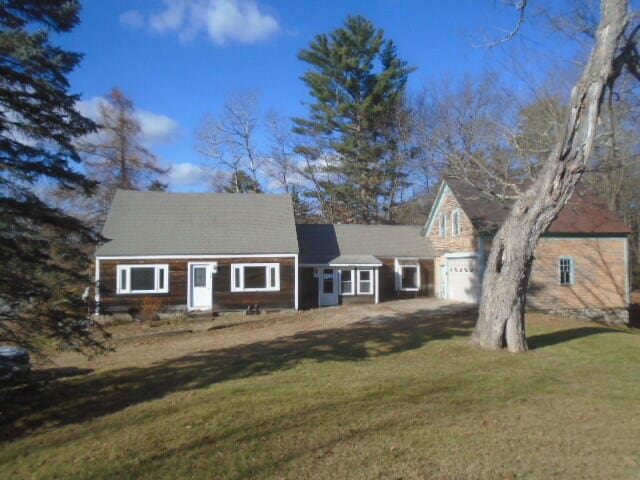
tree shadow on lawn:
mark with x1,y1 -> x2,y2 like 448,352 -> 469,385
0,303 -> 628,442
527,326 -> 616,349
1,304 -> 474,441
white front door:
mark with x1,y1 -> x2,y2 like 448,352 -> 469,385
190,263 -> 215,310
447,257 -> 480,303
318,268 -> 339,307
439,264 -> 447,299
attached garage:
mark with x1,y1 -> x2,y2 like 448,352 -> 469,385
442,255 -> 481,303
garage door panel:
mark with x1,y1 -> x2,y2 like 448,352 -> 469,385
447,257 -> 480,303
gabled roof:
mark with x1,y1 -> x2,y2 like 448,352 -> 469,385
96,190 -> 299,256
296,224 -> 434,265
426,177 -> 630,235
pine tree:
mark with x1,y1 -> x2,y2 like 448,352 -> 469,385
293,15 -> 414,223
0,1 -> 105,352
222,170 -> 263,193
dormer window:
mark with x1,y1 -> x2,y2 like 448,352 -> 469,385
439,213 -> 447,237
451,209 -> 461,236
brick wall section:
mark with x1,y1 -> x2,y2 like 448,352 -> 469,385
427,189 -> 477,255
527,237 -> 628,310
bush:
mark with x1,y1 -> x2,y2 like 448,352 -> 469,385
138,297 -> 165,323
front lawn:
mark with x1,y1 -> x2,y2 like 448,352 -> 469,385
1,304 -> 639,479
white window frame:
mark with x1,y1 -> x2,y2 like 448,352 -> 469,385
399,264 -> 420,292
339,269 -> 355,295
357,269 -> 374,295
439,213 -> 447,237
451,209 -> 461,236
559,256 -> 575,286
230,263 -> 280,292
116,264 -> 169,294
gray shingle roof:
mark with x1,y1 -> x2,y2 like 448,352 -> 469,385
96,190 -> 299,256
297,224 -> 434,264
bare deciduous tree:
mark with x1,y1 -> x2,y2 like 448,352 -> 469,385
196,91 -> 264,193
472,0 -> 636,352
78,88 -> 167,225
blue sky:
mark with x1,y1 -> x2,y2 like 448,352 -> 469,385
61,0 -> 575,191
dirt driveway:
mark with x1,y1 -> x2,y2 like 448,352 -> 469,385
45,298 -> 472,373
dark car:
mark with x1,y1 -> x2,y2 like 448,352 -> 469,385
0,346 -> 31,383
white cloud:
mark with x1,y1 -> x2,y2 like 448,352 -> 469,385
76,97 -> 179,146
126,0 -> 280,45
167,162 -> 218,189
119,9 -> 146,29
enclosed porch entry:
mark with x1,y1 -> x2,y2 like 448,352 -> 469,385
300,255 -> 382,309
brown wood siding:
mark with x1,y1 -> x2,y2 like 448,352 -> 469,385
298,267 -> 318,309
340,295 -> 374,305
378,258 -> 434,301
98,257 -> 295,313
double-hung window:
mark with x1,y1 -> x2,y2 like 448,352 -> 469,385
559,257 -> 575,286
451,209 -> 461,236
399,264 -> 420,291
357,269 -> 373,295
117,264 -> 169,294
439,213 -> 447,237
339,269 -> 354,295
231,263 -> 280,292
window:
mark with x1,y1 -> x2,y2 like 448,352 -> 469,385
559,257 -> 575,285
117,264 -> 169,294
322,270 -> 334,294
339,269 -> 354,295
193,266 -> 206,287
357,269 -> 373,295
399,265 -> 419,291
439,213 -> 447,237
231,263 -> 280,292
451,209 -> 461,236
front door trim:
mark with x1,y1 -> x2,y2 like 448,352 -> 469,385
188,262 -> 217,311
318,268 -> 339,307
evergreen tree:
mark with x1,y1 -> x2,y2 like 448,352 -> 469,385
0,1 -> 105,351
222,170 -> 263,193
293,15 -> 414,223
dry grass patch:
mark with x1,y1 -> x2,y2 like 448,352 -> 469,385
1,303 -> 639,479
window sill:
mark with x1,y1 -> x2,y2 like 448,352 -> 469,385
231,288 -> 280,293
399,288 -> 419,292
117,290 -> 169,295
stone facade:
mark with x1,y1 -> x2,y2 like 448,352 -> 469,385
427,182 -> 630,324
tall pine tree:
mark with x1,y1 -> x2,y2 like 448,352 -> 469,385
293,15 -> 414,223
0,1 -> 105,352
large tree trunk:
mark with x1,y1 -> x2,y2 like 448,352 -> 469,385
472,0 -> 630,352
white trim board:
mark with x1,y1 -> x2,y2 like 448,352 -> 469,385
422,181 -> 449,238
96,253 -> 298,260
443,252 -> 479,258
299,263 -> 382,267
294,254 -> 299,310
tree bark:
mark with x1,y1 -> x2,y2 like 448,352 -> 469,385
472,0 -> 630,352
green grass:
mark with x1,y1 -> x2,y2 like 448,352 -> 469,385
1,309 -> 640,479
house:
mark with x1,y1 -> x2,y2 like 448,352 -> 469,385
95,191 -> 299,313
95,181 -> 631,324
296,224 -> 434,308
423,178 -> 631,324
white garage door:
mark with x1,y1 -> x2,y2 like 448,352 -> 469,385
447,257 -> 480,303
